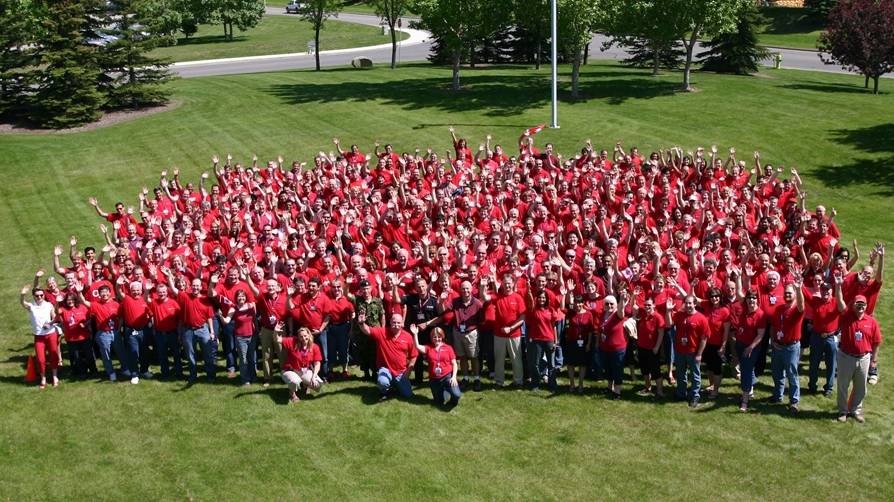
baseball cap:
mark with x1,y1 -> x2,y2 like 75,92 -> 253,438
854,295 -> 867,305
358,279 -> 371,288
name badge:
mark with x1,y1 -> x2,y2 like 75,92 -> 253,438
459,324 -> 466,333
435,366 -> 443,376
417,313 -> 425,320
776,331 -> 784,340
681,337 -> 689,345
600,333 -> 606,342
855,331 -> 863,342
577,339 -> 584,348
769,296 -> 777,305
269,315 -> 276,325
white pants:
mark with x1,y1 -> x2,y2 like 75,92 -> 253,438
494,336 -> 523,386
837,352 -> 870,415
282,369 -> 323,393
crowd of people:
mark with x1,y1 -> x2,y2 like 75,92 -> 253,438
20,126 -> 885,420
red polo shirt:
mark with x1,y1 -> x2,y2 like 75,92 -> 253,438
178,291 -> 214,328
148,296 -> 181,332
257,293 -> 289,329
734,307 -> 767,346
806,295 -> 839,334
281,338 -> 323,371
636,311 -> 665,350
89,299 -> 120,332
599,314 -> 628,351
492,292 -> 526,338
839,311 -> 882,356
672,311 -> 710,354
526,306 -> 561,342
769,303 -> 805,344
120,294 -> 150,329
703,304 -> 730,346
58,304 -> 90,342
290,292 -> 332,331
424,343 -> 456,381
367,326 -> 418,375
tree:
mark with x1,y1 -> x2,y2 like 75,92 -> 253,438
806,0 -> 838,15
175,0 -> 213,39
371,0 -> 408,69
299,0 -> 342,71
213,0 -> 264,41
658,0 -> 750,91
699,2 -> 770,75
609,36 -> 684,73
818,0 -> 894,94
102,0 -> 175,109
32,0 -> 105,128
558,0 -> 600,99
513,0 -> 549,69
603,0 -> 683,76
0,0 -> 37,118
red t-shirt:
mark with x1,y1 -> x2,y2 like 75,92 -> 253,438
290,292 -> 332,331
58,304 -> 90,342
703,304 -> 730,346
233,305 -> 256,337
769,303 -> 805,344
424,343 -> 456,381
672,311 -> 710,354
257,293 -> 289,329
148,296 -> 181,332
178,291 -> 214,328
806,295 -> 840,334
565,311 -> 595,344
636,311 -> 664,350
89,299 -> 120,332
492,292 -> 526,338
367,326 -> 418,376
839,311 -> 882,355
281,337 -> 323,371
328,295 -> 355,324
526,306 -> 560,342
733,307 -> 767,346
599,314 -> 628,352
215,280 -> 255,315
119,294 -> 150,329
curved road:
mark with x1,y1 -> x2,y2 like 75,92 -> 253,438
173,9 -> 884,80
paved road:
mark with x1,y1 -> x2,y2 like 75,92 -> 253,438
173,10 -> 884,79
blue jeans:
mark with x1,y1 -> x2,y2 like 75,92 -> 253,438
600,349 -> 626,385
182,325 -> 216,382
95,330 -> 119,378
377,367 -> 413,398
771,342 -> 800,404
429,375 -> 462,407
553,319 -> 565,368
235,335 -> 257,384
664,326 -> 676,369
326,322 -> 351,369
154,329 -> 182,378
121,327 -> 146,377
674,352 -> 701,400
314,332 -> 329,376
216,317 -> 237,372
527,340 -> 557,390
735,341 -> 758,394
808,334 -> 837,393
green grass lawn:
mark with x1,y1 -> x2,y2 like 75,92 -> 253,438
1,63 -> 893,499
267,0 -> 413,15
758,6 -> 826,50
150,14 -> 404,62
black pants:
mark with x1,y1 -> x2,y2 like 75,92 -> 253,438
67,339 -> 97,377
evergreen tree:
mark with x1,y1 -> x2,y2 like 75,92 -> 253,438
610,35 -> 684,72
103,0 -> 174,109
0,0 -> 37,118
698,3 -> 770,75
32,0 -> 105,128
805,0 -> 837,15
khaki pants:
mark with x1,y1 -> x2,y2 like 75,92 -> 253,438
282,369 -> 323,393
259,326 -> 283,381
837,351 -> 870,415
494,336 -> 523,386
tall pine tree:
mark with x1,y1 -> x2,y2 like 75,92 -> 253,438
698,3 -> 770,75
103,0 -> 174,109
32,0 -> 105,128
0,0 -> 37,118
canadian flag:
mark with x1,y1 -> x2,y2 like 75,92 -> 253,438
525,124 -> 546,136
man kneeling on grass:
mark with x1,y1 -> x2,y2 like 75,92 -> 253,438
355,312 -> 417,401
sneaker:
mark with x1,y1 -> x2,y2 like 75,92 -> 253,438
130,376 -> 139,385
473,380 -> 482,392
790,403 -> 800,414
636,388 -> 652,397
854,413 -> 865,423
868,374 -> 878,385
689,397 -> 700,409
378,394 -> 389,402
739,400 -> 748,412
109,373 -> 117,383
823,389 -> 834,398
142,371 -> 154,379
837,414 -> 847,423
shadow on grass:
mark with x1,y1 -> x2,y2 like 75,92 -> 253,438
813,123 -> 894,196
781,81 -> 881,95
172,34 -> 249,47
265,66 -> 678,116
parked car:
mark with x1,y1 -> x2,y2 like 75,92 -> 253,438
285,0 -> 305,14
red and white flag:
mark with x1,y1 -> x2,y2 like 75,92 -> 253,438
525,124 -> 545,136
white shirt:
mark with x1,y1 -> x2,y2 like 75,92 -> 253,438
29,301 -> 55,336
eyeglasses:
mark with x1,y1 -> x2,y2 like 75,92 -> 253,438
33,294 -> 44,298
709,294 -> 720,298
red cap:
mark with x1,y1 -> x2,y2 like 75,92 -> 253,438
854,295 -> 868,304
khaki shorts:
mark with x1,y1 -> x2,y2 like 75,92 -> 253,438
453,328 -> 479,358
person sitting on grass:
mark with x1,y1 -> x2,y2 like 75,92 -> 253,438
355,311 -> 417,402
409,325 -> 461,409
277,325 -> 323,404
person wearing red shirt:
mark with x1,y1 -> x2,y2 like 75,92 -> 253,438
564,295 -> 594,394
768,277 -> 806,412
806,282 -> 840,396
733,291 -> 767,412
325,281 -> 354,379
702,288 -> 730,400
410,326 -> 461,408
666,295 -> 710,407
289,277 -> 333,374
599,291 -> 630,399
56,293 -> 96,379
78,284 -> 121,382
147,283 -> 182,380
211,267 -> 254,379
176,277 -> 217,384
356,312 -> 418,401
116,279 -> 152,384
632,296 -> 665,398
220,289 -> 257,385
278,326 -> 324,403
834,287 -> 883,423
490,274 -> 526,388
524,288 -> 563,392
249,277 -> 289,386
